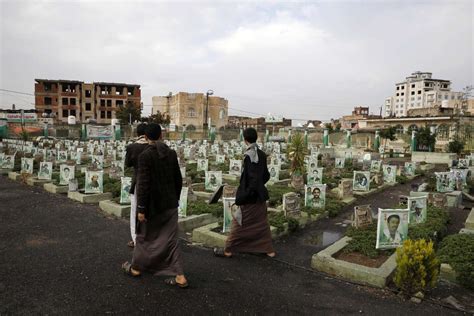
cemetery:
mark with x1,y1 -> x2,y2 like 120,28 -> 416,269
1,126 -> 473,307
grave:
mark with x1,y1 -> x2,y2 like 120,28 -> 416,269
43,183 -> 69,194
68,191 -> 112,204
99,200 -> 131,218
445,191 -> 463,208
26,177 -> 51,187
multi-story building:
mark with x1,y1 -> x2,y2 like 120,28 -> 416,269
384,72 -> 464,117
340,106 -> 382,129
152,92 -> 228,129
35,79 -> 141,124
226,115 -> 292,131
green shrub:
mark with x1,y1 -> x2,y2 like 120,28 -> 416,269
408,206 -> 449,243
188,199 -> 222,218
103,174 -> 121,198
437,234 -> 474,289
396,175 -> 408,184
325,198 -> 345,218
267,184 -> 294,207
268,212 -> 299,233
394,239 -> 439,296
344,224 -> 393,258
279,170 -> 290,180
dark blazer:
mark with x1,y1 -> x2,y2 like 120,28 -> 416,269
125,138 -> 148,194
136,141 -> 182,218
235,148 -> 270,206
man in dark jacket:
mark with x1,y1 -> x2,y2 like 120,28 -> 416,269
122,123 -> 188,288
124,123 -> 148,248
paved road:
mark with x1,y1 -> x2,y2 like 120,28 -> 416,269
0,176 -> 460,315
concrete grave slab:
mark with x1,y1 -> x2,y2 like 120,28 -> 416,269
44,183 -> 69,194
68,191 -> 112,204
26,177 -> 51,187
178,214 -> 216,232
99,200 -> 130,218
8,172 -> 21,181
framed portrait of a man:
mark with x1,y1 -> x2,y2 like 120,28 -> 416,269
404,162 -> 416,177
451,168 -> 468,191
304,184 -> 326,209
268,164 -> 280,182
57,150 -> 68,163
335,158 -> 345,169
21,157 -> 34,174
91,155 -> 104,170
458,159 -> 469,168
205,171 -> 222,192
2,154 -> 14,169
197,158 -> 208,172
216,154 -> 225,164
407,196 -> 427,224
376,209 -> 409,249
307,167 -> 323,185
120,177 -> 132,204
353,171 -> 370,191
178,187 -> 189,218
222,197 -> 236,233
382,165 -> 397,184
38,162 -> 53,180
435,172 -> 454,193
59,164 -> 75,186
229,159 -> 242,176
307,157 -> 318,170
85,170 -> 103,194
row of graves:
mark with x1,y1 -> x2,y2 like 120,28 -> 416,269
311,152 -> 474,289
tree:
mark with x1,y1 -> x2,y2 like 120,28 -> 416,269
287,132 -> 308,190
324,123 -> 334,133
142,111 -> 170,125
379,126 -> 397,150
115,101 -> 141,124
415,126 -> 436,152
447,139 -> 464,154
335,123 -> 342,132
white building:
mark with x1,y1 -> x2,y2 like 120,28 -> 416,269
384,71 -> 463,117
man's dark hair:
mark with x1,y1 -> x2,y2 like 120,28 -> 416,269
145,123 -> 162,140
387,214 -> 400,223
136,123 -> 147,137
243,127 -> 258,143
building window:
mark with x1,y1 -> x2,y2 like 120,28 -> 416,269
444,95 -> 448,100
107,99 -> 112,107
116,100 -> 123,107
418,90 -> 422,94
401,86 -> 405,90
396,86 -> 400,90
411,91 -> 415,95
85,103 -> 91,111
62,98 -> 68,105
70,98 -> 76,106
401,92 -> 404,96
100,99 -> 105,106
62,109 -> 68,117
44,97 -> 52,105
396,93 -> 399,96
411,84 -> 415,88
107,111 -> 112,119
100,111 -> 105,119
187,107 -> 196,117
411,97 -> 415,101
70,110 -> 76,116
85,90 -> 91,98
127,88 -> 133,96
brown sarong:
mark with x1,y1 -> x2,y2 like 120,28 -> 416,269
132,207 -> 183,276
225,201 -> 274,254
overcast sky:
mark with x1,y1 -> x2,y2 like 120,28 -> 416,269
0,0 -> 472,122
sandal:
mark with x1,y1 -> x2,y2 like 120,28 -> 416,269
127,241 -> 135,248
121,261 -> 141,277
164,277 -> 189,289
213,248 -> 232,258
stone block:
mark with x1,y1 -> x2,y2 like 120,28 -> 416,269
439,263 -> 458,284
412,152 -> 457,165
26,177 -> 51,187
178,214 -> 216,232
311,236 -> 397,288
222,174 -> 238,182
465,208 -> 474,230
67,191 -> 112,204
8,172 -> 21,181
192,223 -> 227,248
43,183 -> 69,194
0,169 -> 13,175
459,228 -> 474,234
446,191 -> 463,208
193,191 -> 213,199
99,200 -> 130,218
419,164 -> 435,171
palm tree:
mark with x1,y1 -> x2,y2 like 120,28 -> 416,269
287,132 -> 308,190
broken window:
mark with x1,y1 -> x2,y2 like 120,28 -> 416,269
411,91 -> 415,95
44,83 -> 52,91
127,88 -> 133,96
44,97 -> 52,105
70,98 -> 76,106
62,109 -> 68,117
62,98 -> 68,105
101,111 -> 106,119
107,99 -> 112,107
107,111 -> 112,119
85,103 -> 91,111
100,99 -> 106,106
115,87 -> 124,95
85,90 -> 92,98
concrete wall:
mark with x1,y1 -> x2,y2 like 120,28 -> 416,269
411,152 -> 457,165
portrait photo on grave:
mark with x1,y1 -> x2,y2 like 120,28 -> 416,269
21,157 -> 34,174
223,197 -> 236,233
376,209 -> 408,249
435,172 -> 455,193
120,177 -> 132,204
407,196 -> 427,224
269,164 -> 280,182
307,167 -> 323,185
335,157 -> 345,169
404,162 -> 416,177
383,165 -> 397,183
38,162 -> 53,180
205,171 -> 222,192
2,155 -> 14,169
304,184 -> 326,209
353,171 -> 370,191
229,159 -> 242,176
85,170 -> 103,194
197,158 -> 208,172
59,165 -> 75,185
178,187 -> 189,218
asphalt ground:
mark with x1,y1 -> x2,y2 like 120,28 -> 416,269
0,176 -> 463,315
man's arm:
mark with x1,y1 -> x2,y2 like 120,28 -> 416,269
136,151 -> 151,215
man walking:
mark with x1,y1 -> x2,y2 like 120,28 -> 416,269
122,123 -> 188,288
124,123 -> 148,248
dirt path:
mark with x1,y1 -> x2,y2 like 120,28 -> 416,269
0,176 -> 461,315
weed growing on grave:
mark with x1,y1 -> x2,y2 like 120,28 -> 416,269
325,199 -> 345,218
187,199 -> 222,218
396,175 -> 408,184
437,234 -> 474,290
394,239 -> 439,296
267,184 -> 294,207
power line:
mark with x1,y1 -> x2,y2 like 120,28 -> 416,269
0,88 -> 34,96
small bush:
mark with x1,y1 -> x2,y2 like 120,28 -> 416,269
267,184 -> 294,207
408,206 -> 449,244
394,239 -> 439,296
437,234 -> 474,289
325,198 -> 345,218
396,175 -> 408,184
188,199 -> 222,218
268,211 -> 299,233
344,224 -> 393,258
